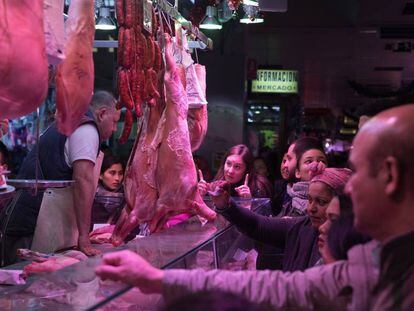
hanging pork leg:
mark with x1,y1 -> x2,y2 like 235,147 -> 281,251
0,0 -> 48,119
111,101 -> 165,246
149,35 -> 216,232
55,0 -> 95,136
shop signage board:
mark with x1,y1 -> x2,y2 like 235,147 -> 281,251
251,69 -> 298,94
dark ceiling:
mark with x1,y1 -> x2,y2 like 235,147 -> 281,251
247,0 -> 414,30
191,0 -> 414,30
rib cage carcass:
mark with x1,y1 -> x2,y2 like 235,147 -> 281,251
112,31 -> 215,245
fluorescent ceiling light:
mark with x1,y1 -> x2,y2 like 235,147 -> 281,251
240,15 -> 264,24
95,7 -> 116,30
243,0 -> 259,6
200,6 -> 222,30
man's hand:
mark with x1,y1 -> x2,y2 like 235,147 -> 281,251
78,235 -> 101,256
235,174 -> 252,198
95,250 -> 164,294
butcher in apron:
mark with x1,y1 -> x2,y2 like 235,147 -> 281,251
31,151 -> 103,253
4,91 -> 120,265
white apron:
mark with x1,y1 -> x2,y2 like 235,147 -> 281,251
31,152 -> 104,253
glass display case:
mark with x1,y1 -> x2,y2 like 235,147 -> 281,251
0,198 -> 270,311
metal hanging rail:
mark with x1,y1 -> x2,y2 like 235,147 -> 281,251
153,0 -> 213,50
93,0 -> 213,50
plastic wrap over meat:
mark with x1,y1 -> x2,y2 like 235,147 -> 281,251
0,0 -> 48,119
55,0 -> 95,136
44,0 -> 66,65
186,64 -> 207,107
187,64 -> 208,152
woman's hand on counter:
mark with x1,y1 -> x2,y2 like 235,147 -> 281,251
95,250 -> 164,294
197,169 -> 209,196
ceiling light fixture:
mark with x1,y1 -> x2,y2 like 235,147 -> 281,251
243,0 -> 259,7
240,4 -> 264,24
240,13 -> 264,24
218,1 -> 233,24
200,6 -> 222,30
95,7 -> 116,30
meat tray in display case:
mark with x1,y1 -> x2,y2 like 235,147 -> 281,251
0,198 -> 270,310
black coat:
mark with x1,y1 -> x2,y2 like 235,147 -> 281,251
219,200 -> 320,272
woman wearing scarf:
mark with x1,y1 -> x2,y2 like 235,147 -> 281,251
215,167 -> 353,272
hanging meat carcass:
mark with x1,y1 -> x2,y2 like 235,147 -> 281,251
111,104 -> 164,246
149,35 -> 216,232
55,0 -> 95,136
0,0 -> 48,119
112,60 -> 167,245
112,34 -> 216,244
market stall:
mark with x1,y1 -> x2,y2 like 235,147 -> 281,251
0,198 -> 270,311
1,0 -> 216,254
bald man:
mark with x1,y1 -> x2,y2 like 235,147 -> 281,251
346,104 -> 414,310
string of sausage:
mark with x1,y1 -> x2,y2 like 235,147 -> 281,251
116,0 -> 163,143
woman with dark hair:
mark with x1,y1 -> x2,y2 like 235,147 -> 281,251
318,194 -> 371,264
198,144 -> 272,199
279,137 -> 328,217
91,155 -> 125,224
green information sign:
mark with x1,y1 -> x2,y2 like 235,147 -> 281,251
251,70 -> 298,94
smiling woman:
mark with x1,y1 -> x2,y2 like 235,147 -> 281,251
198,144 -> 273,199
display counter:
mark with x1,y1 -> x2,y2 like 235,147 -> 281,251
0,198 -> 270,311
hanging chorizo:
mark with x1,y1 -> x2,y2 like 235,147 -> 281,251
118,109 -> 133,144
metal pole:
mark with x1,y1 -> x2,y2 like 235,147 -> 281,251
212,238 -> 219,269
34,107 -> 41,196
